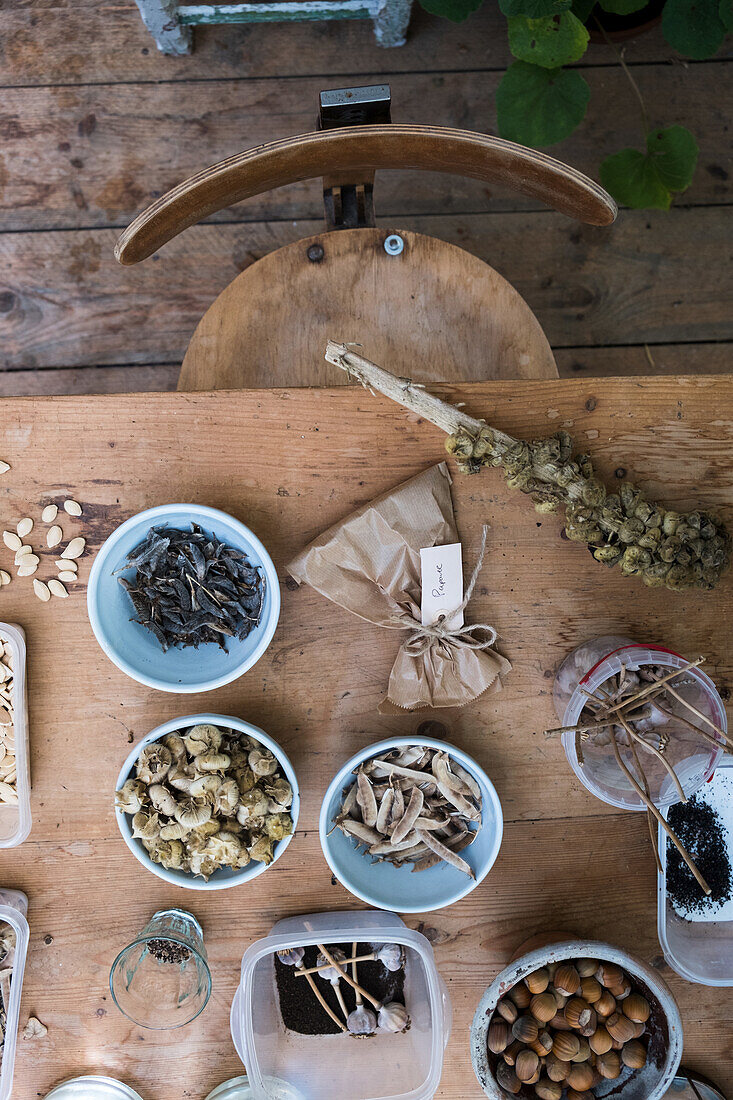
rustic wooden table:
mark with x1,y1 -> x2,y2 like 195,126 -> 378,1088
0,377 -> 730,1100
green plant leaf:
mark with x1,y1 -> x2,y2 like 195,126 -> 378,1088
499,0 -> 571,16
646,125 -> 699,191
571,0 -> 596,19
600,126 -> 698,209
496,62 -> 590,145
600,149 -> 672,209
597,0 -> 647,13
418,0 -> 483,20
662,0 -> 726,57
508,10 -> 590,66
719,0 -> 733,31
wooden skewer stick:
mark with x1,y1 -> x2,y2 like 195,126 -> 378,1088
317,943 -> 381,1009
294,953 -> 375,977
352,940 -> 365,1012
594,682 -> 661,873
575,658 -> 704,718
609,731 -> 711,895
652,699 -> 729,754
661,682 -> 731,747
300,967 -> 347,1032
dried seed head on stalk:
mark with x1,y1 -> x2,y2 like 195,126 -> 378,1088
324,342 -> 730,593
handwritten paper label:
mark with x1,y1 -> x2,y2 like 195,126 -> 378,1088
420,543 -> 464,630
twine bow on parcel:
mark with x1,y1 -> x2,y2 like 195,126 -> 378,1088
286,463 -> 511,712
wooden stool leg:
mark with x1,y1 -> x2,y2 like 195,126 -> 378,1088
134,0 -> 192,55
372,0 -> 412,46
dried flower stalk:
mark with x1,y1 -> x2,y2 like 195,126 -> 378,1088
325,342 -> 730,592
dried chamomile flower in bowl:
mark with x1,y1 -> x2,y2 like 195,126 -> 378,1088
115,714 -> 299,890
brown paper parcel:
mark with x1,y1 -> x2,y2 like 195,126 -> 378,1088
287,462 -> 511,711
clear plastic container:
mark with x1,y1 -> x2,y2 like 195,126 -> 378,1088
657,757 -> 733,986
0,888 -> 30,1100
43,1078 -> 145,1100
0,624 -> 31,847
554,636 -> 726,811
230,910 -> 452,1100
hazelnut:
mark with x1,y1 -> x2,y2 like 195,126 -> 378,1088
535,1080 -> 562,1100
502,1039 -> 523,1066
622,993 -> 650,1023
512,1014 -> 539,1044
488,1020 -> 509,1054
554,964 -> 580,996
545,1054 -> 571,1083
530,1029 -> 554,1057
622,1039 -> 648,1070
576,958 -> 598,978
509,982 -> 531,1009
570,1037 -> 591,1063
497,1060 -> 521,1095
530,992 -> 558,1024
589,1026 -> 612,1055
607,1012 -> 635,1044
564,997 -> 593,1030
595,990 -> 617,1018
566,1091 -> 594,1100
552,1031 -> 580,1061
526,967 -> 550,994
597,1050 -> 622,1080
496,998 -> 519,1024
596,962 -> 624,988
516,1050 -> 540,1083
580,976 -> 602,1004
567,1063 -> 595,1091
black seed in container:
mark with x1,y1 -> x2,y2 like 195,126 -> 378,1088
667,796 -> 732,914
115,524 -> 265,652
146,939 -> 191,964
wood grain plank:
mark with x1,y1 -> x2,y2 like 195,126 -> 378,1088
0,5 -> 713,88
2,207 -> 731,370
0,379 -> 730,1098
0,343 -> 731,399
0,65 -> 729,232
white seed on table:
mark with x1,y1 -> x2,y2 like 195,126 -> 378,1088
63,500 -> 82,516
57,571 -> 77,583
55,558 -> 76,571
0,707 -> 11,727
33,579 -> 51,602
0,571 -> 10,586
17,554 -> 39,567
0,461 -> 10,475
61,537 -> 85,559
2,532 -> 21,551
47,525 -> 63,547
17,563 -> 38,577
14,546 -> 32,563
42,504 -> 58,523
16,517 -> 33,538
48,579 -> 68,598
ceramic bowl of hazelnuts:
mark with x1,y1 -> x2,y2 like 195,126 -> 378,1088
470,939 -> 683,1100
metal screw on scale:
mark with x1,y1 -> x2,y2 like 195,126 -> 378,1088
384,234 -> 404,256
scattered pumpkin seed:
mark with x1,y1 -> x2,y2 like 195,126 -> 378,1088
16,518 -> 33,538
55,558 -> 76,571
18,555 -> 39,568
17,563 -> 38,577
0,462 -> 10,475
42,505 -> 58,523
0,572 -> 10,586
2,532 -> 21,552
14,547 -> 32,563
48,579 -> 68,598
61,537 -> 85,559
57,571 -> 77,583
47,525 -> 63,548
63,500 -> 82,516
33,580 -> 51,602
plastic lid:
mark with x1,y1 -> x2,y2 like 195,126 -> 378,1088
205,1079 -> 252,1100
43,1077 -> 145,1100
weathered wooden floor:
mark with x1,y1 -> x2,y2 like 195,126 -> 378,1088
0,4 -> 731,394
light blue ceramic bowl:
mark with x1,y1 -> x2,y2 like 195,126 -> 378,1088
88,504 -> 280,693
116,714 -> 300,891
319,736 -> 503,914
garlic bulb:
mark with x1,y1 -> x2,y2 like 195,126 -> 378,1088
347,1005 -> 377,1036
162,732 -> 187,765
377,1002 -> 410,1033
249,835 -> 275,865
277,946 -> 305,967
174,797 -> 212,829
147,783 -> 179,817
189,774 -> 222,798
376,943 -> 403,972
131,810 -> 160,840
115,778 -> 145,814
184,723 -> 222,757
249,748 -> 278,777
215,778 -> 240,817
197,750 -> 231,773
136,744 -> 172,784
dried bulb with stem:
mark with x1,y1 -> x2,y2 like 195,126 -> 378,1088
377,1001 -> 410,1033
375,943 -> 403,972
276,947 -> 305,967
347,1004 -> 377,1036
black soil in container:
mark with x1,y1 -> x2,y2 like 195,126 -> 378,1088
668,795 -> 732,915
275,942 -> 405,1035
